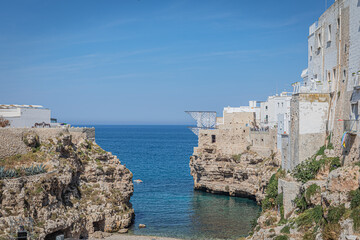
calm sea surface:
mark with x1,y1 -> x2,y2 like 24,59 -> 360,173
91,125 -> 260,239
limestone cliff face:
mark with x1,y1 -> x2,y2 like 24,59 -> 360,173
0,130 -> 133,239
249,155 -> 360,240
190,147 -> 280,203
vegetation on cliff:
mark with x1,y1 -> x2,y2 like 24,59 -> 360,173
249,144 -> 360,240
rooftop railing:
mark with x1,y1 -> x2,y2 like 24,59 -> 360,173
250,126 -> 269,132
292,81 -> 329,94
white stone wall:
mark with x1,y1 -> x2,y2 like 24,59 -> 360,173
1,108 -> 51,128
347,0 -> 360,91
299,101 -> 329,134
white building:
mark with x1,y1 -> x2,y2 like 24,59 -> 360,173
0,104 -> 53,128
260,92 -> 292,128
221,101 -> 261,123
295,0 -> 360,97
259,92 -> 292,150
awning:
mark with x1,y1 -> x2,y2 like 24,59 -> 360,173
351,90 -> 360,104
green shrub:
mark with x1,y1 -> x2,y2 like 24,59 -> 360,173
292,158 -> 324,183
264,216 -> 277,226
262,169 -> 287,213
350,189 -> 360,209
293,152 -> 340,183
327,142 -> 334,150
274,235 -> 289,240
322,223 -> 341,240
280,225 -> 290,234
316,146 -> 326,156
329,157 -> 341,171
327,204 -> 345,223
296,205 -> 323,230
326,135 -> 334,150
305,184 -> 321,202
294,194 -> 308,212
262,174 -> 279,210
276,193 -> 284,220
351,208 -> 360,231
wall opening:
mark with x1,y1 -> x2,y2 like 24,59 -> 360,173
93,219 -> 105,232
45,230 -> 65,240
318,33 -> 322,47
211,135 -> 216,143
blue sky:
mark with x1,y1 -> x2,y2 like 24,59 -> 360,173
0,0 -> 333,124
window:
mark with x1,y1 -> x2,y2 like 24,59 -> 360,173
328,71 -> 331,82
318,33 -> 322,47
265,106 -> 268,110
310,46 -> 313,60
328,25 -> 332,41
333,69 -> 337,82
315,74 -> 318,80
337,18 -> 341,29
344,70 -> 347,78
211,135 -> 216,143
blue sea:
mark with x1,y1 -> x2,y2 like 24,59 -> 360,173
92,125 -> 261,239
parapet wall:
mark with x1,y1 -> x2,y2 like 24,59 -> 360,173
249,129 -> 278,157
0,127 -> 95,159
195,128 -> 250,156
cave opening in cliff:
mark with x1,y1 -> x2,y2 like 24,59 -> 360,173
93,219 -> 105,232
44,230 -> 65,240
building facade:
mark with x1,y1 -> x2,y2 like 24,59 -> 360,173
0,105 -> 52,128
284,0 -> 360,170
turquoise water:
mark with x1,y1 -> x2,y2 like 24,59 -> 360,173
93,125 -> 261,239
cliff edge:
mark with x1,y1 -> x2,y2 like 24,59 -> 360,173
0,128 -> 134,239
190,145 -> 280,203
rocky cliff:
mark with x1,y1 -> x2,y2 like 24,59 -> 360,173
248,148 -> 360,240
190,146 -> 280,203
0,129 -> 133,239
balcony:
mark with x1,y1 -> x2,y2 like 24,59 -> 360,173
292,80 -> 328,94
343,120 -> 360,134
